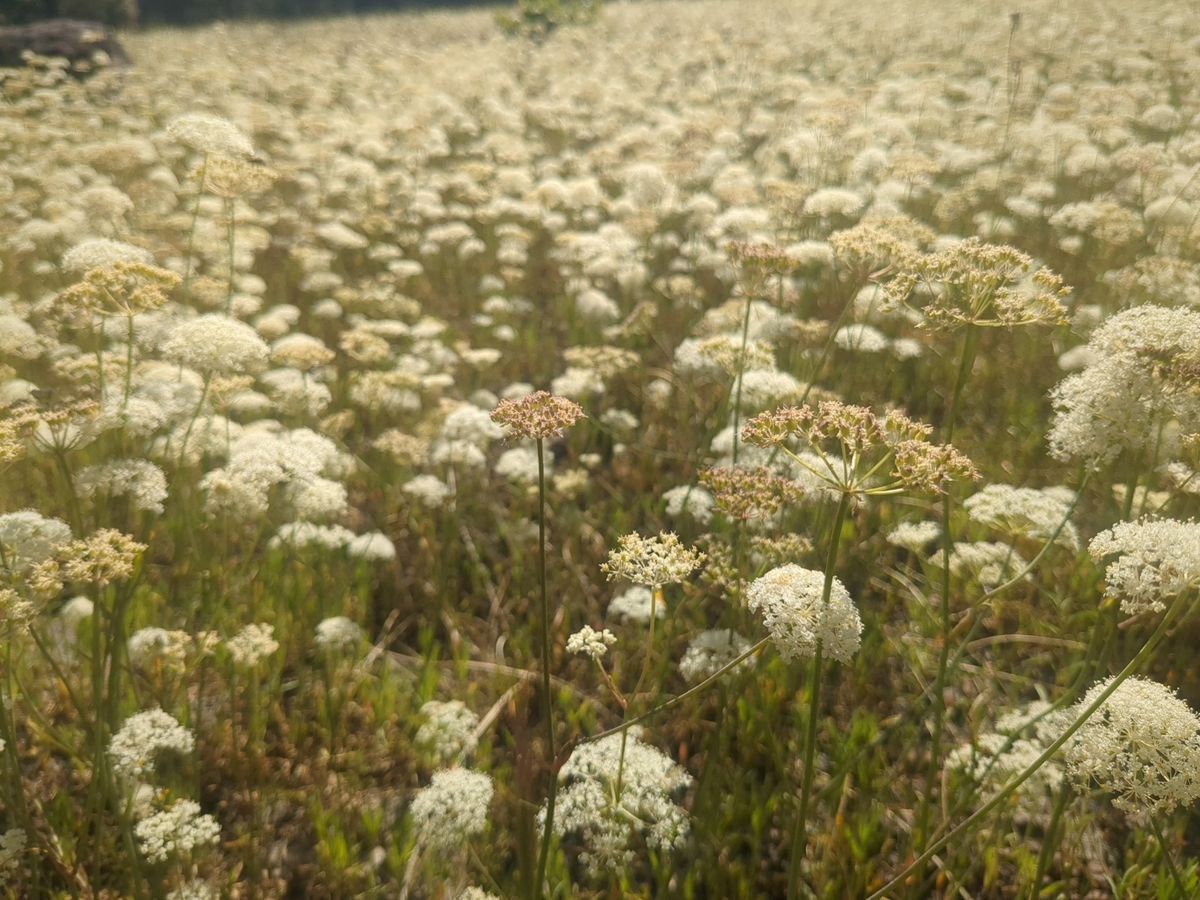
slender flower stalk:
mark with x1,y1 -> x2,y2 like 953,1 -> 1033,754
1151,818 -> 1189,899
225,198 -> 236,314
490,392 -> 585,899
787,490 -> 851,900
918,324 -> 979,857
532,437 -> 557,899
181,154 -> 208,299
1029,782 -> 1072,897
600,535 -> 702,845
567,636 -> 771,751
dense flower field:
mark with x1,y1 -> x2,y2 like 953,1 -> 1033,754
3,0 -> 1200,896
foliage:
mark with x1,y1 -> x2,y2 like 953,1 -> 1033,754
497,0 -> 601,41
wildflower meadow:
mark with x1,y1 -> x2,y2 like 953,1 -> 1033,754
2,0 -> 1200,896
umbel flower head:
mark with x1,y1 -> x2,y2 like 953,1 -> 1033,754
963,483 -> 1080,550
741,401 -> 977,496
883,237 -> 1071,330
1088,517 -> 1200,614
726,240 -> 798,295
490,391 -> 586,440
204,155 -> 278,198
947,700 -> 1068,801
1048,306 -> 1200,467
1064,677 -> 1200,818
314,615 -> 363,652
134,799 -> 220,863
224,623 -> 279,667
699,465 -> 805,520
566,625 -> 617,660
547,728 -> 692,876
409,768 -> 494,852
602,532 -> 705,588
679,629 -> 753,683
57,261 -> 180,322
415,700 -> 480,762
162,314 -> 270,376
109,708 -> 195,778
746,564 -> 862,663
32,529 -> 147,591
165,112 -> 255,158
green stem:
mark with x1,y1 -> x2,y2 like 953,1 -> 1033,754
105,587 -> 131,733
177,375 -> 211,468
1121,466 -> 1139,521
121,312 -> 136,412
917,326 -> 978,856
868,592 -> 1191,900
615,586 -> 659,800
533,438 -> 558,900
181,154 -> 208,300
225,197 -> 236,314
731,291 -> 754,465
1152,818 -> 1189,900
28,625 -> 89,723
571,637 -> 770,751
1029,782 -> 1071,898
787,490 -> 851,900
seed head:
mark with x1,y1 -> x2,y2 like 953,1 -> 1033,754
699,466 -> 804,520
602,532 -> 704,588
490,391 -> 586,440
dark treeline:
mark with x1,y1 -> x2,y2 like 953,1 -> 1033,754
1,0 -> 491,27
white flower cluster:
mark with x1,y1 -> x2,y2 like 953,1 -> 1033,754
663,484 -> 715,525
75,459 -> 169,514
1049,306 -> 1200,466
128,627 -> 192,668
409,768 -> 494,851
607,586 -> 665,625
0,828 -> 25,887
602,532 -> 704,588
947,700 -> 1067,801
943,541 -> 1028,590
679,629 -> 753,684
62,238 -> 152,273
1089,518 -> 1200,614
0,510 -> 71,572
745,564 -> 862,663
269,522 -> 395,560
566,625 -> 617,660
549,729 -> 692,875
225,623 -> 279,667
134,799 -> 221,863
963,483 -> 1079,551
162,314 -> 270,376
315,615 -> 363,652
494,444 -> 551,486
886,520 -> 941,552
1064,678 -> 1200,817
200,426 -> 352,523
165,112 -> 255,158
403,474 -> 453,508
415,700 -> 480,762
432,404 -> 504,470
109,708 -> 196,778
